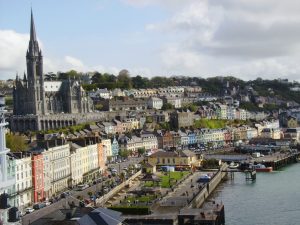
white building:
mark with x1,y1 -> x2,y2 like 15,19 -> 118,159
0,95 -> 15,224
86,144 -> 99,180
163,97 -> 182,109
89,88 -> 111,99
13,153 -> 32,211
147,97 -> 163,110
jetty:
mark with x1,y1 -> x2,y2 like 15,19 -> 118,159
262,152 -> 300,170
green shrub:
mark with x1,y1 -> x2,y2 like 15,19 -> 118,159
108,206 -> 150,215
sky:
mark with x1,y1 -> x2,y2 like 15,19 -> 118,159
1,0 -> 300,81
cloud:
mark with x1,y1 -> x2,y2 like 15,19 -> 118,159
0,30 -> 128,78
0,30 -> 28,77
64,56 -> 85,71
140,0 -> 300,80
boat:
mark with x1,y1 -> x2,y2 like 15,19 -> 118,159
228,162 -> 239,169
250,163 -> 273,172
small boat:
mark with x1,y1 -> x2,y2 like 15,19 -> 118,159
250,164 -> 273,172
228,162 -> 239,169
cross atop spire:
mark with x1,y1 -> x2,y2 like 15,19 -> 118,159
30,8 -> 37,42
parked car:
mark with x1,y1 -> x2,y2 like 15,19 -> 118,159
74,184 -> 89,191
60,191 -> 70,198
44,201 -> 51,206
25,207 -> 35,214
33,203 -> 46,210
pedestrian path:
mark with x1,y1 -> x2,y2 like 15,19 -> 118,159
151,172 -> 208,214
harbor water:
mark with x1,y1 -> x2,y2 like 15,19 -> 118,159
210,163 -> 300,225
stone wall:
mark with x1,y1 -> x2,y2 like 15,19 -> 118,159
189,164 -> 227,208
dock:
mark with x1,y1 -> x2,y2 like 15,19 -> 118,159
263,152 -> 300,170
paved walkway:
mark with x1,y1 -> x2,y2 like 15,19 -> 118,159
152,171 -> 211,214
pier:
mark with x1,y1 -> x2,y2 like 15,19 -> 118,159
263,152 -> 300,170
223,169 -> 256,181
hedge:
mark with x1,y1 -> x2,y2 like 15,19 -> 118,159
108,206 -> 150,215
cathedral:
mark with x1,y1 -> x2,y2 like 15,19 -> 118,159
11,11 -> 104,132
13,10 -> 91,116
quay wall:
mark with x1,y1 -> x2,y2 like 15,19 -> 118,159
189,164 -> 227,208
264,153 -> 300,170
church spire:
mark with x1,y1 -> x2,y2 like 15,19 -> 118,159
30,8 -> 37,42
27,8 -> 40,56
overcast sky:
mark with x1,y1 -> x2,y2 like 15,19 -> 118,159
1,0 -> 300,81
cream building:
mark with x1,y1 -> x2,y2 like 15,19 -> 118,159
70,143 -> 87,187
102,139 -> 112,162
141,133 -> 158,151
43,144 -> 71,197
148,150 -> 199,168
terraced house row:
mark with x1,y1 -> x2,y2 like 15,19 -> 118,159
3,117 -> 284,212
4,136 -> 119,210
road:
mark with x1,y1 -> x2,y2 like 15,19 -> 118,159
21,156 -> 143,225
108,156 -> 143,174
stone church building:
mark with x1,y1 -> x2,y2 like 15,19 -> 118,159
11,11 -> 105,132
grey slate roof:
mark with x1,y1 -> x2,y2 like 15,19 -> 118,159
78,208 -> 123,225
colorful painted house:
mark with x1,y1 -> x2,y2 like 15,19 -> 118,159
32,153 -> 44,202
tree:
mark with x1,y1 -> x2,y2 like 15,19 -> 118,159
117,69 -> 132,89
107,156 -> 112,163
119,149 -> 129,159
58,70 -> 81,80
119,171 -> 126,182
182,103 -> 198,112
159,122 -> 170,130
162,103 -> 174,110
202,159 -> 220,169
137,147 -> 145,157
131,75 -> 149,88
6,133 -> 28,152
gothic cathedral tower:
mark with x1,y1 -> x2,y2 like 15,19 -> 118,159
26,9 -> 45,115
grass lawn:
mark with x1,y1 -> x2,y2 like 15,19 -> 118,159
143,171 -> 190,188
160,171 -> 189,188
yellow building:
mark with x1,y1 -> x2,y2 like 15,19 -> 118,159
148,150 -> 200,168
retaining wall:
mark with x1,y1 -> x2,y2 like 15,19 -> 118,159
189,164 -> 227,208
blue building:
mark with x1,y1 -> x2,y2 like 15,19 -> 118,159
187,130 -> 197,146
